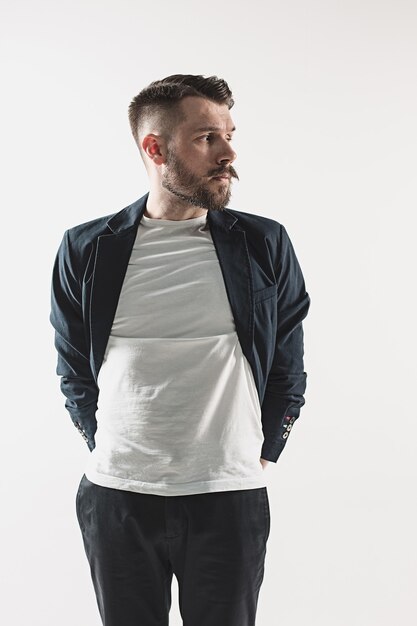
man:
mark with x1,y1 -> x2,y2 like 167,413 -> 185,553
50,74 -> 310,626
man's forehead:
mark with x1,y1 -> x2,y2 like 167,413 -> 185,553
178,97 -> 234,131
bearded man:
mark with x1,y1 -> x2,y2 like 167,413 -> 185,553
50,73 -> 311,626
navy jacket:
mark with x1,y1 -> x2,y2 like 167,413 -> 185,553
50,192 -> 310,463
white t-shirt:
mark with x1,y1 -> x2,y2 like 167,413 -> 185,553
84,211 -> 268,495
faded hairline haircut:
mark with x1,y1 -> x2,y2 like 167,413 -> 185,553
128,74 -> 235,163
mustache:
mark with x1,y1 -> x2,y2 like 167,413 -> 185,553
211,166 -> 239,180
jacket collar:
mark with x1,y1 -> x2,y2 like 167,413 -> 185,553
106,191 -> 240,234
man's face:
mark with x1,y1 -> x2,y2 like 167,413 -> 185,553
161,97 -> 239,211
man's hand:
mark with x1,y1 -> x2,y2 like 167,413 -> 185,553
260,457 -> 270,469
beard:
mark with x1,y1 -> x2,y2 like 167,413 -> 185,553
161,144 -> 239,211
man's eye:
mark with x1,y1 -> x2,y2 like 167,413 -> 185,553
200,135 -> 233,142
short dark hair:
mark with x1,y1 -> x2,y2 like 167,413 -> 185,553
128,74 -> 234,158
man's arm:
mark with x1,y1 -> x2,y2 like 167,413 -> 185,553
260,224 -> 311,463
49,229 -> 98,451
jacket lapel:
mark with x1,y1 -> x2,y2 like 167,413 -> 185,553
207,210 -> 254,363
89,194 -> 148,379
89,227 -> 139,379
89,192 -> 254,380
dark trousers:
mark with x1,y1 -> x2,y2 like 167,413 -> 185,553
76,473 -> 271,626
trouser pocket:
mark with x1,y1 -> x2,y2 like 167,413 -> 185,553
75,474 -> 86,533
262,487 -> 271,542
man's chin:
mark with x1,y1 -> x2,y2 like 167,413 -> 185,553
162,182 -> 229,211
184,188 -> 227,211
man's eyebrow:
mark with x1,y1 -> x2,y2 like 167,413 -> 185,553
193,125 -> 236,133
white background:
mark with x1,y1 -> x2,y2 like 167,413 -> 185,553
1,1 -> 416,624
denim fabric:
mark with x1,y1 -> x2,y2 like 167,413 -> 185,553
76,474 -> 271,626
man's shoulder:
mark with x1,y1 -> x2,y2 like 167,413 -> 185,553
63,198 -> 135,254
63,194 -> 145,249
65,211 -> 115,242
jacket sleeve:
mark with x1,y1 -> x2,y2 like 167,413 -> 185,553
260,224 -> 311,463
49,229 -> 98,451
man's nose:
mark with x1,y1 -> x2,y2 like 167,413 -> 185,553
218,142 -> 237,164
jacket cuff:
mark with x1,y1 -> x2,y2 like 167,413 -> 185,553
261,415 -> 297,462
68,406 -> 97,450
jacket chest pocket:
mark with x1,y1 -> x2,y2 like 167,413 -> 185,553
253,284 -> 278,377
254,283 -> 277,304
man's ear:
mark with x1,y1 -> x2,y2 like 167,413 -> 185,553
142,134 -> 165,165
